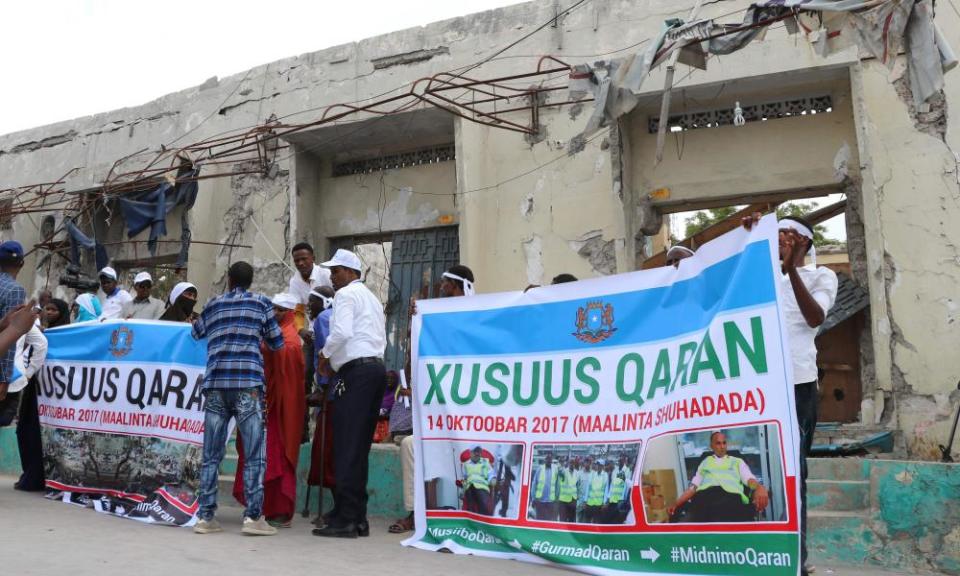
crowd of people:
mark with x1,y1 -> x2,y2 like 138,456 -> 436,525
0,212 -> 834,574
527,452 -> 634,525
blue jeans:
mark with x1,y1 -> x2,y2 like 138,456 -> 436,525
198,387 -> 265,521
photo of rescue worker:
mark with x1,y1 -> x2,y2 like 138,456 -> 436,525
421,440 -> 523,518
526,442 -> 640,525
640,424 -> 787,524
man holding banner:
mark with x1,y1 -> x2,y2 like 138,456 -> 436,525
745,213 -> 838,576
192,261 -> 285,536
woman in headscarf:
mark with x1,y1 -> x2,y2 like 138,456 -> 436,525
233,293 -> 305,527
73,293 -> 102,322
43,298 -> 71,329
160,282 -> 199,322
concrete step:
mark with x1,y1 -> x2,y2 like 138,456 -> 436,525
807,479 -> 870,512
807,509 -> 870,532
808,510 -> 874,566
808,457 -> 867,481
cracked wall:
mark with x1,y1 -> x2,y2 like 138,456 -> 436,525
852,51 -> 960,460
457,105 -> 630,292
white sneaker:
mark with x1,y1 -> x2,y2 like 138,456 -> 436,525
242,516 -> 278,536
193,518 -> 223,534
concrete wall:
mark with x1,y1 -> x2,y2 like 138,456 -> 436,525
627,71 -> 859,211
458,106 -> 630,291
850,40 -> 960,459
316,161 -> 458,240
808,457 -> 960,575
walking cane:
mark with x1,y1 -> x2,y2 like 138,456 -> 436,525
316,399 -> 327,523
302,399 -> 327,519
301,406 -> 315,519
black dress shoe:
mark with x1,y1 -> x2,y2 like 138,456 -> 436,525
357,521 -> 369,537
312,523 -> 358,538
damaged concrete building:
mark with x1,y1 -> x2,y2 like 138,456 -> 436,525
1,0 -> 959,470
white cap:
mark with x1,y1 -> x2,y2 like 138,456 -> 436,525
320,249 -> 363,273
169,282 -> 196,305
133,271 -> 153,285
271,292 -> 298,310
99,266 -> 118,280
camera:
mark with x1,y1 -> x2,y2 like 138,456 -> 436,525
58,264 -> 100,293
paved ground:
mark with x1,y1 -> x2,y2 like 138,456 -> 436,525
0,479 -> 942,576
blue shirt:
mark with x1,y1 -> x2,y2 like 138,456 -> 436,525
0,272 -> 26,382
312,308 -> 333,388
192,287 -> 284,390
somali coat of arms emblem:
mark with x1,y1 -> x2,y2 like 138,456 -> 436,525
573,300 -> 616,343
109,326 -> 134,358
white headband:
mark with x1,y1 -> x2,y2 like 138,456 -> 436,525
310,288 -> 334,310
778,219 -> 816,266
666,245 -> 695,260
442,272 -> 475,296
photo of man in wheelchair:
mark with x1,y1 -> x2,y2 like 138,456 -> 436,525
641,424 -> 786,525
667,431 -> 769,523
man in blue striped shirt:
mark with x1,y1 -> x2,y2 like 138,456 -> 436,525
0,241 -> 27,404
192,261 -> 284,536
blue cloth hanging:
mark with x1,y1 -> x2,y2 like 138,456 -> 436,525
116,168 -> 199,264
65,218 -> 110,270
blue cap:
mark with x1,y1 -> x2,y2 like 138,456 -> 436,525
0,241 -> 24,262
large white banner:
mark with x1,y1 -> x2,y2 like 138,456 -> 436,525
38,320 -> 207,526
406,215 -> 802,575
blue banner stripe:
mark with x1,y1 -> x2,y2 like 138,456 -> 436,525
418,240 -> 775,358
45,321 -> 207,366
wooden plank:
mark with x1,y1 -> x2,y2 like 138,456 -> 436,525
642,201 -> 780,270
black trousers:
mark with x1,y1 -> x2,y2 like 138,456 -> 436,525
795,381 -> 818,567
16,378 -> 45,491
689,486 -> 754,522
331,361 -> 385,525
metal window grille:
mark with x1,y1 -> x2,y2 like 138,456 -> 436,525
648,95 -> 833,134
332,144 -> 456,177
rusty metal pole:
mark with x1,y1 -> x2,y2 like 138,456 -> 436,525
655,0 -> 702,165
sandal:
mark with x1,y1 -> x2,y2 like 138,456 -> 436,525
267,516 -> 293,528
388,513 -> 414,533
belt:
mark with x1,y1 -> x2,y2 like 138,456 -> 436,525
339,356 -> 383,373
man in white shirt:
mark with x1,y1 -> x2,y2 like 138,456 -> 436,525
97,267 -> 133,320
121,272 -> 165,320
288,242 -> 333,333
744,214 -> 837,576
313,249 -> 386,539
288,242 -> 334,421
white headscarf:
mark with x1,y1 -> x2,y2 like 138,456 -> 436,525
441,272 -> 475,296
75,293 -> 101,322
168,282 -> 197,305
271,292 -> 298,310
778,218 -> 817,266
